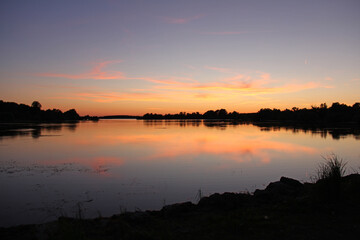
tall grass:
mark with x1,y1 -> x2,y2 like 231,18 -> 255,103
316,154 -> 347,181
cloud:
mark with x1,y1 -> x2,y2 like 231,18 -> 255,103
162,14 -> 204,24
154,72 -> 330,95
72,92 -> 166,103
50,90 -> 168,103
38,61 -> 198,86
38,60 -> 124,80
41,61 -> 332,104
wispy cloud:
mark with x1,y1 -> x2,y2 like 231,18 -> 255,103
153,72 -> 331,95
162,14 -> 204,24
37,60 -> 124,80
41,61 -> 332,104
72,92 -> 166,103
38,61 -> 198,86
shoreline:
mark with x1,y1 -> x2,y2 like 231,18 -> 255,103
1,174 -> 359,239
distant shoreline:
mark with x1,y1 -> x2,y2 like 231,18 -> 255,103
2,100 -> 359,126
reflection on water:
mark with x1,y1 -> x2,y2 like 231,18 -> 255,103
143,120 -> 360,139
0,120 -> 359,227
0,122 -> 78,139
143,119 -> 202,128
252,123 -> 360,140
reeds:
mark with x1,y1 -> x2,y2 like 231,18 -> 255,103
316,154 -> 347,181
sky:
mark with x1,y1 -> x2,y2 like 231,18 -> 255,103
0,0 -> 359,116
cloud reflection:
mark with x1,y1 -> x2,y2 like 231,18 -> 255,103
70,122 -> 317,165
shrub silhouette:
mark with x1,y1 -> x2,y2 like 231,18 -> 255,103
314,154 -> 347,202
316,154 -> 347,181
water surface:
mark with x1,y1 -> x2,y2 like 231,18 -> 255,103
0,120 -> 359,227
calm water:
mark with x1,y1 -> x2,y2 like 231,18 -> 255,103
0,120 -> 359,227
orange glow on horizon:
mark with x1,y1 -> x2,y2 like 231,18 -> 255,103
30,59 -> 339,116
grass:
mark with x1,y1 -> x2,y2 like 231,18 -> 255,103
316,154 -> 347,181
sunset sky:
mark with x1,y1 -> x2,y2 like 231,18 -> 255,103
1,0 -> 359,116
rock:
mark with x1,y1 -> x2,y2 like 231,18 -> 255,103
161,202 -> 195,216
341,174 -> 360,201
280,176 -> 303,189
254,176 -> 304,201
198,192 -> 250,210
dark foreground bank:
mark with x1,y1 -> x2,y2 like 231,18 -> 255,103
1,174 -> 359,240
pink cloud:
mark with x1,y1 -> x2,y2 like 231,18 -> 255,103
42,62 -> 332,104
162,14 -> 204,24
71,92 -> 166,103
153,72 -> 331,95
37,60 -> 125,80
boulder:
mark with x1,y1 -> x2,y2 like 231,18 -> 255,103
161,202 -> 195,216
254,176 -> 304,201
198,192 -> 250,210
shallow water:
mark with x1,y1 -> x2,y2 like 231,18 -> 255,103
0,120 -> 359,227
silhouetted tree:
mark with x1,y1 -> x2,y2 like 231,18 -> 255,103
0,100 -> 82,122
203,110 -> 216,119
352,102 -> 360,110
216,109 -> 228,118
320,103 -> 328,109
31,101 -> 42,110
139,102 -> 360,124
64,109 -> 80,120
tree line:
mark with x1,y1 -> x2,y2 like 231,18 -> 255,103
142,102 -> 360,124
0,100 -> 80,122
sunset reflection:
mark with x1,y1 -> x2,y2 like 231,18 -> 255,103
1,119 -> 359,228
67,120 -> 318,166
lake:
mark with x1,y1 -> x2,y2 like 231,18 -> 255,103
0,119 -> 359,227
